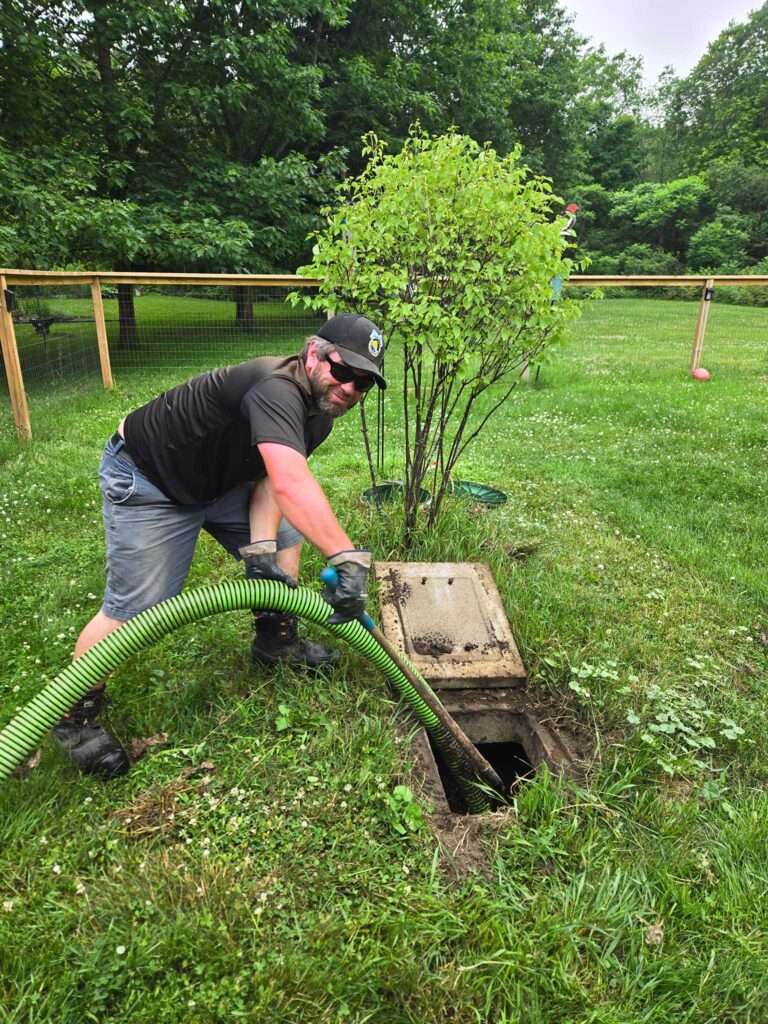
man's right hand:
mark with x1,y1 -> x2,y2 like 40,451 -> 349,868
239,540 -> 297,589
323,551 -> 371,624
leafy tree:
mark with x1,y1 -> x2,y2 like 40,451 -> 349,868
0,0 -> 350,274
584,114 -> 646,191
416,2 -> 646,192
588,243 -> 682,276
571,44 -> 647,189
687,216 -> 751,273
10,0 -> 766,286
566,182 -> 612,253
608,176 -> 708,257
290,0 -> 609,192
0,138 -> 266,274
296,0 -> 443,166
705,159 -> 768,262
295,129 -> 581,539
643,68 -> 690,183
426,0 -> 588,184
663,3 -> 768,170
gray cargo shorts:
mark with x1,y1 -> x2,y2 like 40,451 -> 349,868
99,433 -> 303,620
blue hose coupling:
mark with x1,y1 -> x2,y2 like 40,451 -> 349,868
319,567 -> 375,630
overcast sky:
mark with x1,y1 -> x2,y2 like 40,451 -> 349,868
563,0 -> 760,82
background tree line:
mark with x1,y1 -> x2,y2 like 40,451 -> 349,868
1,0 -> 766,279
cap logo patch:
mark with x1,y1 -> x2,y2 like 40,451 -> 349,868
368,329 -> 383,358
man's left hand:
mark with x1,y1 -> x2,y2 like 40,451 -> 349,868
323,550 -> 371,624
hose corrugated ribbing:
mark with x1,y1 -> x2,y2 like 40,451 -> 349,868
0,581 -> 491,811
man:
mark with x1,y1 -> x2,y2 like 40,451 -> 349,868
53,312 -> 386,779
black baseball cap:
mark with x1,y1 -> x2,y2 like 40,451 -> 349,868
316,313 -> 386,390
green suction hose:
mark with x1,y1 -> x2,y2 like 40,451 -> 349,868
0,580 -> 493,811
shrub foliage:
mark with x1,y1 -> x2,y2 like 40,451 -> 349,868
297,129 -> 582,536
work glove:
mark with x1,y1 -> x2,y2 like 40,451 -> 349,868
322,550 -> 371,625
239,540 -> 297,589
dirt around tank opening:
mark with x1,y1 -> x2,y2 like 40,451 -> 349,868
406,688 -> 594,879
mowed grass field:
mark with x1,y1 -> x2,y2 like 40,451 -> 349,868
0,296 -> 767,1023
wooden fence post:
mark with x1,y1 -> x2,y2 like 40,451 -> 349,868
90,277 -> 114,390
689,277 -> 715,374
0,273 -> 31,440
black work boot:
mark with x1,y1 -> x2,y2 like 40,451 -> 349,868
251,612 -> 339,671
51,689 -> 130,779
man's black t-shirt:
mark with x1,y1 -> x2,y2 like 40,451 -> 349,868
122,356 -> 332,505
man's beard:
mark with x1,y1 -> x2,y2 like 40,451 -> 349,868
309,364 -> 353,418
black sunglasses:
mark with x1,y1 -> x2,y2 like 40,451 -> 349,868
322,354 -> 376,392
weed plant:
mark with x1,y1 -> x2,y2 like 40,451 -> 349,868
0,298 -> 767,1022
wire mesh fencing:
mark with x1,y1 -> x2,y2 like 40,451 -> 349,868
2,285 -> 103,395
702,287 -> 768,376
565,292 -> 702,372
104,284 -> 325,376
564,287 -> 767,378
2,282 -> 324,391
0,272 -> 766,439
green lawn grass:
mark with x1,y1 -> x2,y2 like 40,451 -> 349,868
1,297 -> 767,1023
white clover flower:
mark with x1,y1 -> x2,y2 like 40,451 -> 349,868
116,945 -> 126,955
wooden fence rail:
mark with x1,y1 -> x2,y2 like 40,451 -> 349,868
1,271 -> 767,440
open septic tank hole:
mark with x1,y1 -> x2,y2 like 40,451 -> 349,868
431,737 -> 534,814
414,701 -> 577,816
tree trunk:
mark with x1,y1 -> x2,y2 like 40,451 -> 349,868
235,286 -> 256,331
117,284 -> 139,350
92,1 -> 122,170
